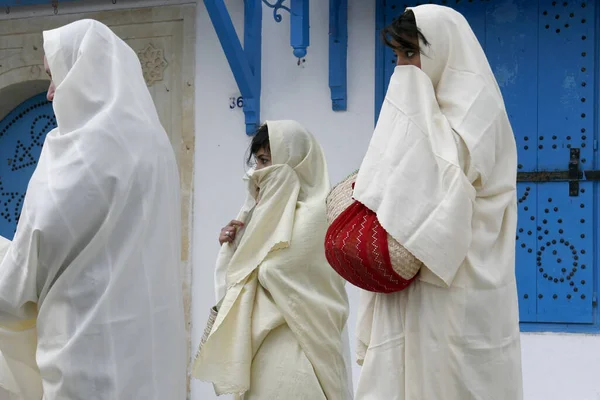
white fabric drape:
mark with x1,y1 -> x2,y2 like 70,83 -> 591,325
0,20 -> 186,399
0,236 -> 41,400
194,120 -> 353,400
354,5 -> 523,400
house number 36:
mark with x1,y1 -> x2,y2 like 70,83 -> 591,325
229,96 -> 244,109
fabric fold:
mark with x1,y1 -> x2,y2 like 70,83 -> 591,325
354,67 -> 475,286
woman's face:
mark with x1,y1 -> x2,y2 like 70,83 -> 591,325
254,147 -> 272,170
394,36 -> 421,69
44,56 -> 56,102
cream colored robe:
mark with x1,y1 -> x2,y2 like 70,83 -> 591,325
193,121 -> 353,400
353,5 -> 523,400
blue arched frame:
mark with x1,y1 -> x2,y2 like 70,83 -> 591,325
0,92 -> 56,240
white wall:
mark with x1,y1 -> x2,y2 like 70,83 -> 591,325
192,2 -> 600,400
521,333 -> 600,400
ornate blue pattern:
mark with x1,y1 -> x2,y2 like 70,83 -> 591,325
0,93 -> 56,239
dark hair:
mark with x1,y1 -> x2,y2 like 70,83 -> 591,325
246,123 -> 270,165
381,9 -> 429,54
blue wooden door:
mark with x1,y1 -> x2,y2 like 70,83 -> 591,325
0,93 -> 56,240
379,0 -> 597,326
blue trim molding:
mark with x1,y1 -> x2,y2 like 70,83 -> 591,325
204,0 -> 262,135
328,0 -> 347,111
263,0 -> 309,60
374,0 -> 386,125
290,0 -> 309,59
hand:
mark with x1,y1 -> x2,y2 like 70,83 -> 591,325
219,220 -> 244,245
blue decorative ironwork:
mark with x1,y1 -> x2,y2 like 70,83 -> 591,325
261,0 -> 290,23
262,0 -> 309,59
204,0 -> 262,135
328,0 -> 347,111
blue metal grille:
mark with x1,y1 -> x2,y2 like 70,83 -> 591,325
379,0 -> 597,326
0,93 -> 56,240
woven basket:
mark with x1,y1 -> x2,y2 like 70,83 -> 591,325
198,306 -> 218,351
326,171 -> 423,282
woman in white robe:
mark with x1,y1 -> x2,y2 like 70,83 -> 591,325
193,121 -> 353,400
353,5 -> 523,400
0,19 -> 186,399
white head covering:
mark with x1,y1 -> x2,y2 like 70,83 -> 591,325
413,4 -> 513,187
353,5 -> 517,284
195,121 -> 352,399
0,19 -> 186,399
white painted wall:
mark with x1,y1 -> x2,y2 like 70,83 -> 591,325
521,333 -> 600,400
192,2 -> 600,400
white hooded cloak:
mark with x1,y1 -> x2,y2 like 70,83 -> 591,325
0,19 -> 186,399
193,121 -> 353,400
353,5 -> 523,400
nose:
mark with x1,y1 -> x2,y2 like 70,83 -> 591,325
46,82 -> 55,102
396,58 -> 411,66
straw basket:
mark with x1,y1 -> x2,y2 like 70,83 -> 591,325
325,171 -> 423,290
198,306 -> 218,351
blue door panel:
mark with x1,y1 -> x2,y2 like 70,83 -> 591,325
516,183 -> 539,321
535,181 -> 594,323
0,93 -> 56,240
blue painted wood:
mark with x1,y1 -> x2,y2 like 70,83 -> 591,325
374,0 -> 386,122
0,93 -> 55,240
204,0 -> 262,135
485,1 -> 540,323
329,0 -> 348,111
290,0 -> 309,58
378,0 -> 599,329
245,0 -> 262,134
594,0 -> 600,332
262,0 -> 310,59
533,0 -> 596,324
